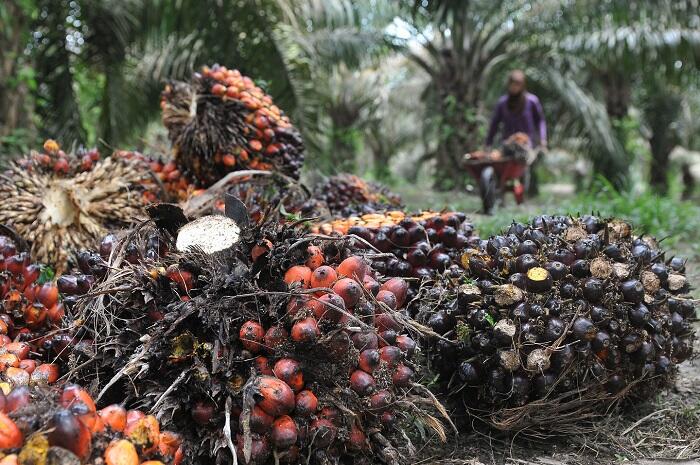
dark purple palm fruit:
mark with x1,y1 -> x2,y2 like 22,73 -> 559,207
582,278 -> 604,303
620,280 -> 644,303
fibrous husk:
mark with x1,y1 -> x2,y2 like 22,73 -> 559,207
0,140 -> 154,272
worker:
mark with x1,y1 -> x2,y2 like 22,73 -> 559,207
485,70 -> 547,194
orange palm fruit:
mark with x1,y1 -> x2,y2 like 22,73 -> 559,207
125,415 -> 160,454
99,404 -> 127,432
283,266 -> 312,288
104,439 -> 139,465
48,410 -> 91,460
305,245 -> 324,270
0,412 -> 22,448
310,266 -> 337,290
337,256 -> 368,281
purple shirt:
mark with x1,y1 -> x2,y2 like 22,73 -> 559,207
485,93 -> 547,147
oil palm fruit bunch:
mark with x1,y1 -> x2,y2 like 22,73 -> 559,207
0,140 -> 155,273
417,215 -> 695,432
0,383 -> 184,464
303,174 -> 402,218
161,64 -> 305,188
313,211 -> 479,280
60,202 -> 448,464
0,232 -> 74,389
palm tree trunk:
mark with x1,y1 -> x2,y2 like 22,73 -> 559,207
432,82 -> 480,191
0,2 -> 34,143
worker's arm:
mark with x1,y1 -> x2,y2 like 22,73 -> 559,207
533,96 -> 547,148
485,101 -> 503,147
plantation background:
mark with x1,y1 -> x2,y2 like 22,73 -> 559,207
2,0 -> 700,263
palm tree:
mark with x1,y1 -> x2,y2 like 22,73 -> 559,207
273,0 -> 397,175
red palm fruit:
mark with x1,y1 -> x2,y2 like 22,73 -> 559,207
291,317 -> 320,343
306,246 -> 324,270
48,409 -> 92,460
312,293 -> 346,323
351,331 -> 378,351
346,423 -> 368,452
375,290 -> 397,310
5,386 -> 30,413
286,295 -> 309,317
166,267 -> 194,294
381,410 -> 397,425
239,320 -> 266,353
0,322 -> 7,337
37,282 -> 59,308
294,390 -> 318,416
236,434 -> 270,464
4,254 -> 26,276
337,256 -> 368,281
30,363 -> 59,384
211,83 -> 226,96
99,405 -> 127,432
392,364 -> 414,388
358,349 -> 381,373
310,419 -> 337,448
104,439 -> 139,465
5,342 -> 30,359
279,445 -> 300,464
395,335 -> 417,356
125,415 -> 160,454
23,303 -> 47,328
284,266 -> 312,288
191,401 -> 215,425
251,239 -> 273,262
19,359 -> 37,374
249,139 -> 263,152
250,405 -> 274,434
126,409 -> 145,427
362,276 -> 380,296
0,353 -> 19,369
310,265 -> 337,290
379,278 -> 408,308
47,304 -> 65,325
369,390 -> 392,411
379,346 -> 402,368
61,384 -> 97,430
4,368 -> 28,386
319,406 -> 340,424
271,415 -> 298,449
375,313 -> 401,333
254,356 -> 274,376
22,265 -> 41,289
332,278 -> 362,308
256,376 -> 295,417
158,431 -> 182,458
273,358 -> 304,392
0,412 -> 22,448
264,326 -> 288,352
349,370 -> 376,396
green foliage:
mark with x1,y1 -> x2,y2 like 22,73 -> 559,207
563,178 -> 700,251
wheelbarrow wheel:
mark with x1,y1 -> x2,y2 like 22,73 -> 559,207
480,166 -> 498,214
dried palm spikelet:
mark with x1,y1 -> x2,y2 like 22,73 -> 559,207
0,140 -> 155,272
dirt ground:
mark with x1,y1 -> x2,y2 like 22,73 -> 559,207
396,183 -> 700,465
